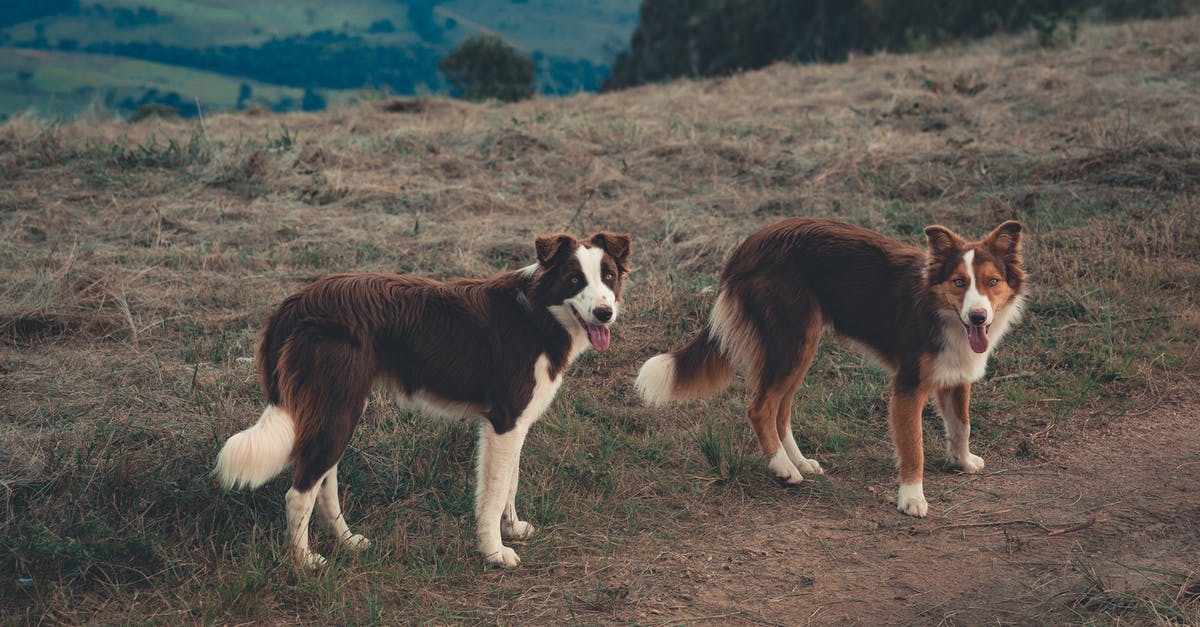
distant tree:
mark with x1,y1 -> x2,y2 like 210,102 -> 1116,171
606,0 -> 1190,90
236,82 -> 252,109
439,33 -> 535,102
606,0 -> 874,90
301,88 -> 326,111
33,23 -> 48,48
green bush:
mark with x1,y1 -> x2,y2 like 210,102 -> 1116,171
438,33 -> 536,103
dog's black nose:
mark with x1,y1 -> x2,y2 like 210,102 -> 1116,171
593,306 -> 613,322
968,309 -> 988,325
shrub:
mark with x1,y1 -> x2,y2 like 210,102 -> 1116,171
438,33 -> 536,103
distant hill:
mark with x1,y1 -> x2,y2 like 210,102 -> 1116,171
0,0 -> 640,119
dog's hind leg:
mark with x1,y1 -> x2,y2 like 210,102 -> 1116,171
747,295 -> 822,484
285,485 -> 324,568
776,315 -> 824,476
315,464 -> 370,551
288,399 -> 368,567
281,335 -> 374,568
778,391 -> 824,476
749,386 -> 805,484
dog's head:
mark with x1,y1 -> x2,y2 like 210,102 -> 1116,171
925,221 -> 1025,354
532,231 -> 631,352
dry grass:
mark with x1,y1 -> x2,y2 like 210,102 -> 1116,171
2,16 -> 1199,624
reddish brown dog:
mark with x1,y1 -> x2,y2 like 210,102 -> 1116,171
638,218 -> 1025,516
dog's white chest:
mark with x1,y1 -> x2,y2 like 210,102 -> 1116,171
931,339 -> 991,387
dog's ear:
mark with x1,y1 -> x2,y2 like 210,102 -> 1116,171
588,232 -> 631,273
985,220 -> 1023,263
535,233 -> 577,266
924,225 -> 963,258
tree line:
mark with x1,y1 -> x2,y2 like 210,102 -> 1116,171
605,0 -> 1187,89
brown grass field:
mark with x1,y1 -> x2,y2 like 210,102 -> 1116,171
2,15 -> 1199,625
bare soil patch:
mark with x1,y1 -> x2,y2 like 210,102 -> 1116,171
592,397 -> 1200,625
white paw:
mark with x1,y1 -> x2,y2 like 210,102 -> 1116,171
955,453 -> 985,474
341,533 -> 371,551
503,520 -> 536,539
897,483 -> 928,517
799,458 -> 825,475
483,545 -> 521,568
768,449 -> 805,484
295,549 -> 328,570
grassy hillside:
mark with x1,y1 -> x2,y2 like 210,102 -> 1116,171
0,47 -> 359,118
1,14 -> 1198,624
0,0 -> 639,119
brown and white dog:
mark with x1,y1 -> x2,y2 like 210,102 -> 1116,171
215,232 -> 630,568
636,218 -> 1024,516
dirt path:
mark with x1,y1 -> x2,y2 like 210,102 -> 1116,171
591,402 -> 1200,625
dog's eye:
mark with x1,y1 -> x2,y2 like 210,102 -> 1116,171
987,278 -> 1000,287
569,275 -> 581,285
602,272 -> 614,281
952,278 -> 967,288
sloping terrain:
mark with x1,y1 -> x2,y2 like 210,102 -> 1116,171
1,15 -> 1197,624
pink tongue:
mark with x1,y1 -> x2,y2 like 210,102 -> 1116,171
585,323 -> 611,352
967,325 -> 988,353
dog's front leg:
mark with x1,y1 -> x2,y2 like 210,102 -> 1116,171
502,454 -> 536,540
935,384 -> 985,473
889,384 -> 929,517
475,420 -> 530,567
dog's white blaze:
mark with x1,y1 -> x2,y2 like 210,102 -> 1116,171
566,245 -> 618,323
959,250 -> 993,325
475,353 -> 560,567
214,405 -> 295,490
635,354 -> 677,406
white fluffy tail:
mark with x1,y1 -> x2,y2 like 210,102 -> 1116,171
214,405 -> 296,490
636,354 -> 677,407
